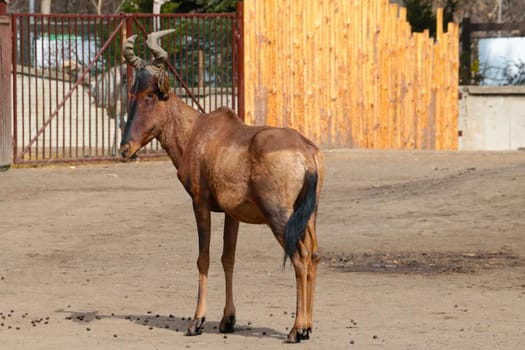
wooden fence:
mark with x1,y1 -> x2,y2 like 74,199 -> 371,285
243,0 -> 459,149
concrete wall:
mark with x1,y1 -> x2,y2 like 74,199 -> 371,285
459,86 -> 525,150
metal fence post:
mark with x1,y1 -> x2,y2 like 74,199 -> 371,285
0,2 -> 12,168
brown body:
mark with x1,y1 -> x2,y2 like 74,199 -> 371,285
120,31 -> 325,343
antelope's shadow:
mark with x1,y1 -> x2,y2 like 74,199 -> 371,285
57,309 -> 287,340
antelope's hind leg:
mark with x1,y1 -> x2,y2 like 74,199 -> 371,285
219,214 -> 239,333
285,218 -> 319,343
258,210 -> 311,342
286,240 -> 310,343
305,217 -> 320,337
265,211 -> 311,343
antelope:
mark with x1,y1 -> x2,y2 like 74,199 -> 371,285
119,30 -> 325,343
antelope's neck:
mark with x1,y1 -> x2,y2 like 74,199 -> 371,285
158,95 -> 200,169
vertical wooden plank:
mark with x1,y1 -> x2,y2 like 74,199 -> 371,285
365,0 -> 371,147
359,0 -> 367,147
338,0 -> 349,145
435,8 -> 445,149
397,4 -> 405,148
244,0 -> 255,125
435,11 -> 443,150
284,0 -> 292,129
369,0 -> 377,148
303,0 -> 313,142
378,0 -> 388,148
421,30 -> 432,149
318,0 -> 326,145
371,0 -> 378,148
441,23 -> 455,150
364,1 -> 373,147
406,14 -> 415,149
328,0 -> 338,146
320,0 -> 329,146
262,0 -> 273,127
414,33 -> 421,148
449,23 -> 459,149
292,0 -> 304,134
349,1 -> 359,147
274,0 -> 285,128
436,8 -> 443,42
357,0 -> 364,147
288,0 -> 295,130
399,7 -> 407,148
390,0 -> 399,148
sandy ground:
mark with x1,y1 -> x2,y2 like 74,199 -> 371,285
1,149 -> 524,349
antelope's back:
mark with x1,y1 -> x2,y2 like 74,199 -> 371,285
189,107 -> 320,174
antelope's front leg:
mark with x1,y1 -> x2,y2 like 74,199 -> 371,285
187,202 -> 211,336
219,214 -> 239,333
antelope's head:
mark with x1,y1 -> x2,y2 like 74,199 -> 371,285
119,29 -> 174,159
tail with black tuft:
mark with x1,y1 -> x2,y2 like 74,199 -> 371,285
283,171 -> 318,264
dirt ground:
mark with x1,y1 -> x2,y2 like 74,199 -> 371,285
1,149 -> 524,349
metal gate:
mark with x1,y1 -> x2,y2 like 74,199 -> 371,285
11,11 -> 242,164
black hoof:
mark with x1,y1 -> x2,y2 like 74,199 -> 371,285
286,328 -> 302,343
219,315 -> 236,333
186,317 -> 205,336
286,327 -> 311,343
301,328 -> 311,340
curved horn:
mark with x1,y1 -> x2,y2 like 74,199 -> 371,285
123,34 -> 146,69
146,29 -> 176,67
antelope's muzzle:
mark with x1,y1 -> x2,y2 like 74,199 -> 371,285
119,143 -> 136,159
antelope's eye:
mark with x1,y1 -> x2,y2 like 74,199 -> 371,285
143,92 -> 156,108
143,92 -> 155,103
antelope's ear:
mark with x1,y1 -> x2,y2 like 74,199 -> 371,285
157,66 -> 170,100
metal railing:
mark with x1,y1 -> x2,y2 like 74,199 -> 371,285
11,11 -> 242,164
